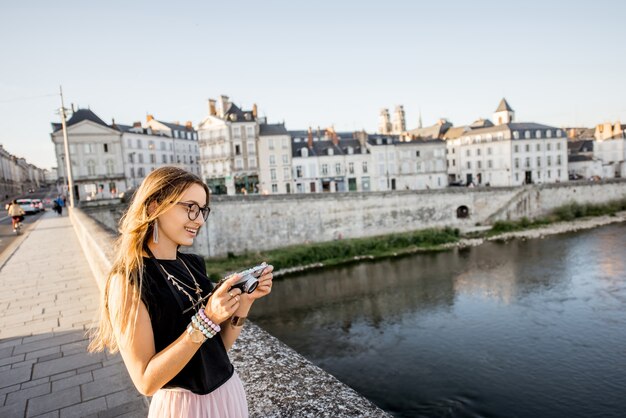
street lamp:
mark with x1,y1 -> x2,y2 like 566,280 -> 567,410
59,86 -> 75,208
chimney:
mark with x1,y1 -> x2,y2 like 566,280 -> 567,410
252,103 -> 258,118
133,121 -> 141,128
307,127 -> 313,148
147,114 -> 154,122
71,103 -> 75,112
185,121 -> 193,129
111,118 -> 116,127
208,99 -> 217,116
218,95 -> 229,118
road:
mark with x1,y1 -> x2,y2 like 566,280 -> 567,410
0,188 -> 59,257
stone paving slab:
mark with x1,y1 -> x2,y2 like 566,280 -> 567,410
0,212 -> 148,417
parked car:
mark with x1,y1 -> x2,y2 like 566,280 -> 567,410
31,198 -> 44,211
16,198 -> 38,214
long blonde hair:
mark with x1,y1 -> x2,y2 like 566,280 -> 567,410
88,166 -> 209,353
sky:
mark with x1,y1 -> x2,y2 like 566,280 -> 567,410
1,0 -> 625,170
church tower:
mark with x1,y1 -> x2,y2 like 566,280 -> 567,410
379,108 -> 392,134
493,98 -> 515,126
392,105 -> 406,134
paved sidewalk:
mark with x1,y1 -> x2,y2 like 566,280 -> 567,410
0,211 -> 148,417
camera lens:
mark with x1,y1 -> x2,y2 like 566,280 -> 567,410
245,279 -> 259,293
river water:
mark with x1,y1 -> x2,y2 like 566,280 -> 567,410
250,224 -> 626,417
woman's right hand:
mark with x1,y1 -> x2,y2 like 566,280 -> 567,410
204,275 -> 243,324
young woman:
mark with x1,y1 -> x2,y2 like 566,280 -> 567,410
89,167 -> 273,417
7,199 -> 25,231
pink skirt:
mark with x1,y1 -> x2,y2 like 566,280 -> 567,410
148,372 -> 248,418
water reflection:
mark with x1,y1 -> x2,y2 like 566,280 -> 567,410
252,224 -> 626,417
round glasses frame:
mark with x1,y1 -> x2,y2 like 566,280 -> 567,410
176,202 -> 211,221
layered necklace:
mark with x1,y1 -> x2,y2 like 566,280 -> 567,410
156,257 -> 204,313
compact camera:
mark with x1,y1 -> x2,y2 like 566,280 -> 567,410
225,262 -> 269,294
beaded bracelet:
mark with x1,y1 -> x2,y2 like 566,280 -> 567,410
191,315 -> 215,339
198,310 -> 221,334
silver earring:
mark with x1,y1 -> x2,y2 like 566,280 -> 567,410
153,219 -> 159,244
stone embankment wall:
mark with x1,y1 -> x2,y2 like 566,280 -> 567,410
83,180 -> 626,258
69,208 -> 390,417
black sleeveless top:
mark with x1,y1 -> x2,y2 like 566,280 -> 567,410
140,252 -> 234,394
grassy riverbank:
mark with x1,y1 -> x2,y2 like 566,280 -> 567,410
204,227 -> 460,280
487,198 -> 626,237
204,198 -> 626,280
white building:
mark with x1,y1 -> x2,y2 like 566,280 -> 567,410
594,121 -> 626,178
258,123 -> 294,194
118,116 -> 200,188
51,109 -> 126,200
197,96 -> 259,195
395,139 -> 448,190
446,99 -> 568,186
291,129 -> 371,193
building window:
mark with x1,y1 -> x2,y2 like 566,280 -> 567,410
271,184 -> 278,193
525,131 -> 531,139
335,163 -> 341,175
128,153 -> 134,163
525,157 -> 530,168
104,144 -> 109,153
513,131 -> 520,140
138,154 -> 144,164
547,143 -> 552,151
269,155 -> 276,165
477,161 -> 482,169
547,156 -> 552,166
87,160 -> 96,176
487,160 -> 492,168
466,161 -> 471,169
514,158 -> 519,169
249,158 -> 256,168
525,144 -> 530,152
487,147 -> 492,155
348,162 -> 354,174
282,154 -> 289,164
137,139 -> 142,149
268,139 -> 274,150
283,167 -> 291,180
106,160 -> 114,175
514,145 -> 519,153
270,169 -> 276,180
557,143 -> 561,150
363,161 -> 368,173
537,156 -> 541,167
557,155 -> 561,165
150,154 -> 156,164
248,142 -> 255,154
235,159 -> 243,169
546,130 -> 552,138
233,127 -> 240,138
536,130 -> 542,139
296,165 -> 303,177
477,148 -> 481,156
556,130 -> 562,137
162,154 -> 167,164
138,167 -> 145,177
466,149 -> 471,157
301,148 -> 308,157
321,164 -> 328,175
416,150 -> 421,157
235,144 -> 241,155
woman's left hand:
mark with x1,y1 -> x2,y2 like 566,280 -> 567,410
245,264 -> 274,301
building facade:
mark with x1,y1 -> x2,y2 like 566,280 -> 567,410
258,123 -> 294,194
197,96 -> 259,195
446,99 -> 568,186
594,121 -> 625,178
51,109 -> 126,200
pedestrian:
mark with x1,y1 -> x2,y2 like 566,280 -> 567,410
54,196 -> 64,215
89,166 -> 273,417
7,199 -> 25,232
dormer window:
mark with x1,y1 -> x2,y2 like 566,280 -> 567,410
301,148 -> 308,157
229,114 -> 237,121
328,148 -> 334,156
524,131 -> 531,139
244,113 -> 252,121
513,131 -> 520,139
546,130 -> 552,138
376,138 -> 382,145
536,130 -> 542,139
347,146 -> 354,155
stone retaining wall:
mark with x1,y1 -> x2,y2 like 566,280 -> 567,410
69,207 -> 389,417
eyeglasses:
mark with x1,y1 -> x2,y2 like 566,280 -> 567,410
176,202 -> 211,221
